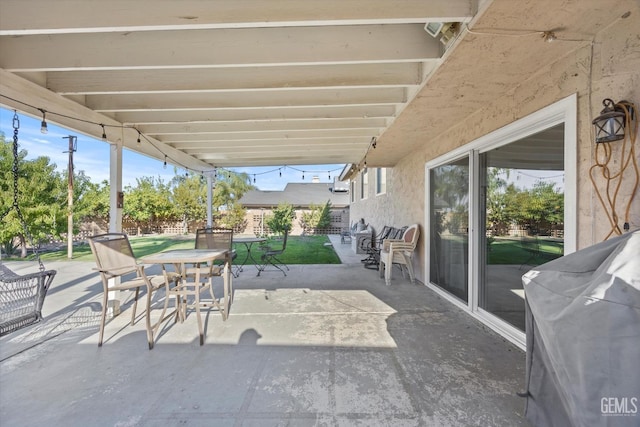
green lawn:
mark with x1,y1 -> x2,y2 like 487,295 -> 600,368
488,237 -> 564,265
254,235 -> 340,265
17,234 -> 341,265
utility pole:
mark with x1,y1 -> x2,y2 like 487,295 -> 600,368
63,136 -> 77,259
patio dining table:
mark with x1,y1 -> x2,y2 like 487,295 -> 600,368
232,237 -> 267,275
140,248 -> 232,344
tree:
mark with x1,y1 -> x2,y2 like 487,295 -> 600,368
432,162 -> 469,235
485,168 -> 510,235
519,182 -> 564,234
170,174 -> 206,233
76,179 -> 110,220
123,176 -> 174,235
300,200 -> 332,232
265,202 -> 295,235
63,171 -> 112,226
209,170 -> 254,230
213,170 -> 254,213
218,201 -> 248,232
1,133 -> 67,257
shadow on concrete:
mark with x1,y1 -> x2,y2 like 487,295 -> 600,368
1,256 -> 529,426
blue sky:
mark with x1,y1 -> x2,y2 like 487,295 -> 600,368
0,107 -> 346,190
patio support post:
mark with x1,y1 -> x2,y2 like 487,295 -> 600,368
206,170 -> 216,228
107,137 -> 124,317
206,173 -> 213,228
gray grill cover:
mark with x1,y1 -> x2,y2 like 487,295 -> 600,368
522,230 -> 639,427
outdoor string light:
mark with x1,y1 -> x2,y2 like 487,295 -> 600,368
1,94 -> 344,182
39,109 -> 48,134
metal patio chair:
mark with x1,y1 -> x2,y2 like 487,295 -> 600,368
257,228 -> 290,276
88,233 -> 177,349
186,227 -> 235,319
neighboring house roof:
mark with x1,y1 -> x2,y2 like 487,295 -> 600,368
240,182 -> 349,208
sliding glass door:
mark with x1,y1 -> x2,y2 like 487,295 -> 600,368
429,157 -> 469,302
426,95 -> 577,347
478,124 -> 565,330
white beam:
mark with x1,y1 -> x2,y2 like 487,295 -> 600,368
0,0 -> 473,35
46,63 -> 423,94
173,138 -> 371,151
141,118 -> 387,134
0,69 -> 211,171
86,88 -> 406,112
115,105 -> 397,124
195,148 -> 365,160
200,156 -> 359,167
0,25 -> 441,71
157,130 -> 377,143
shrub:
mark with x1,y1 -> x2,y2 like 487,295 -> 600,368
265,202 -> 295,235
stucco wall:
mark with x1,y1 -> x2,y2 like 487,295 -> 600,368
349,11 -> 640,284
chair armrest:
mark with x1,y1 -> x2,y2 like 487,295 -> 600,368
93,266 -> 137,277
388,242 -> 414,252
382,239 -> 403,251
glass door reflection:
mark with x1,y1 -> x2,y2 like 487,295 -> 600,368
430,157 -> 469,302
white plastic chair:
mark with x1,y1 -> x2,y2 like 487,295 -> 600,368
378,224 -> 420,286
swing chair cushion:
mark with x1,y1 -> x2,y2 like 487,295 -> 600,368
0,264 -> 56,336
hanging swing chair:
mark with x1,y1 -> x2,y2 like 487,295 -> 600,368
0,112 -> 57,336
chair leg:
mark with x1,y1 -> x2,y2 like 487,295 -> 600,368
98,291 -> 108,347
130,287 -> 140,326
222,263 -> 231,320
385,259 -> 392,286
227,263 -> 234,305
152,281 -> 173,339
196,284 -> 205,346
404,255 -> 415,284
268,256 -> 287,276
271,255 -> 289,271
145,290 -> 154,350
257,255 -> 287,276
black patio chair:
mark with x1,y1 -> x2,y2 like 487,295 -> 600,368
257,228 -> 290,276
361,226 -> 393,268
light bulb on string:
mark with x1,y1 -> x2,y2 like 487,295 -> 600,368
101,124 -> 107,141
39,109 -> 48,134
137,130 -> 141,144
302,172 -> 305,180
163,155 -> 167,169
279,169 -> 282,177
253,174 -> 256,183
328,171 -> 331,180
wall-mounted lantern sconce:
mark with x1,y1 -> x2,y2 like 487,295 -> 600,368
592,98 -> 631,143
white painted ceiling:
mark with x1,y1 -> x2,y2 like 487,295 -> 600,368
0,0 -> 637,173
0,0 -> 473,171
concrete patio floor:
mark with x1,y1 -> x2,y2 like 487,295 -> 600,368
0,236 -> 529,426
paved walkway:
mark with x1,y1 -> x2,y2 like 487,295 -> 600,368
0,238 -> 529,426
